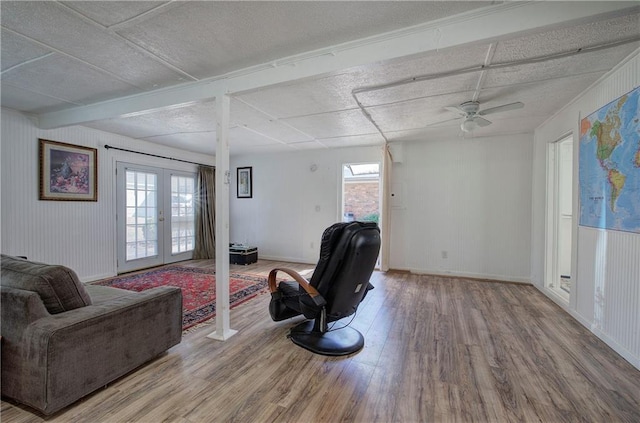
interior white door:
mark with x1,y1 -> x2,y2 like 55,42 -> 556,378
116,163 -> 195,273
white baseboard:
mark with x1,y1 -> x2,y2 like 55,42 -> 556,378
394,267 -> 531,284
258,255 -> 315,266
590,327 -> 640,370
535,284 -> 640,371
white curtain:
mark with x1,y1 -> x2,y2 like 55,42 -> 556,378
380,144 -> 393,271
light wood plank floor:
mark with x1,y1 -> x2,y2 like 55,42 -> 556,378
2,259 -> 639,422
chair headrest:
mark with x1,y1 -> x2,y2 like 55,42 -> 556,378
309,221 -> 378,288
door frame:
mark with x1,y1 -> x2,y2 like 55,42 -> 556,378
339,161 -> 383,267
544,134 -> 575,303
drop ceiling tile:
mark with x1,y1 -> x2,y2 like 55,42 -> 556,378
472,115 -> 545,135
117,1 -> 490,79
288,141 -> 328,150
61,1 -> 168,27
230,126 -> 286,148
282,109 -> 378,139
385,115 -> 545,142
349,43 -> 491,86
87,102 -> 218,139
0,83 -> 79,113
1,1 -> 188,90
86,120 -> 159,140
236,74 -> 361,119
356,73 -> 481,107
366,91 -> 475,133
492,12 -> 640,63
230,99 -> 313,143
319,134 -> 386,149
1,54 -> 139,105
1,30 -> 52,71
484,45 -> 638,88
237,43 -> 490,119
231,143 -> 294,156
140,132 -> 217,156
141,102 -> 218,132
386,125 -> 463,142
479,72 -> 607,117
242,122 -> 313,144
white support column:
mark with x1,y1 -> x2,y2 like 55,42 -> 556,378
207,91 -> 237,341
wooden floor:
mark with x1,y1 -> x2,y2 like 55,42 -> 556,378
2,259 -> 640,422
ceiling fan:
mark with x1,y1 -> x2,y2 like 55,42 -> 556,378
436,100 -> 524,133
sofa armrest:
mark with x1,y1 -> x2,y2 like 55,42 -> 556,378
5,286 -> 182,415
1,286 -> 51,404
1,286 -> 50,336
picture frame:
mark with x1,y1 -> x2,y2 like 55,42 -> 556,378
237,166 -> 253,198
39,138 -> 98,201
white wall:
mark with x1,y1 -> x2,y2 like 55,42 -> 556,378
229,146 -> 383,264
4,107 -> 533,286
2,109 -> 534,285
532,50 -> 639,369
388,134 -> 533,282
1,108 -> 212,281
228,134 -> 533,283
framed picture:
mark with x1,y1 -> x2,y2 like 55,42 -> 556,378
39,138 -> 98,201
237,166 -> 253,198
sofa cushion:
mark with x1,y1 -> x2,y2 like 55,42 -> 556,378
0,255 -> 91,314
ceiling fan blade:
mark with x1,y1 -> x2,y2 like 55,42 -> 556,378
478,101 -> 524,116
444,106 -> 465,115
474,116 -> 492,127
426,116 -> 461,127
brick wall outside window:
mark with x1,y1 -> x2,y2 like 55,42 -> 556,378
343,180 -> 379,221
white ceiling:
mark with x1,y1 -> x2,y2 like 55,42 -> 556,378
2,1 -> 639,156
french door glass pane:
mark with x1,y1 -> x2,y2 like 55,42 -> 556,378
125,170 -> 158,261
171,175 -> 195,254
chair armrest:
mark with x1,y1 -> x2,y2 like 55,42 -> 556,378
268,268 -> 326,308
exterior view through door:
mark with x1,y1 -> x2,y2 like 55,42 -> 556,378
116,162 -> 196,273
341,163 -> 381,254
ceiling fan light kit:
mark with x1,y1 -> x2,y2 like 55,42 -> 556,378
461,118 -> 478,133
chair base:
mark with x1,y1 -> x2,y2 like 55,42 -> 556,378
289,320 -> 364,356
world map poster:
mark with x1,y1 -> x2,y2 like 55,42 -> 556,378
579,86 -> 640,234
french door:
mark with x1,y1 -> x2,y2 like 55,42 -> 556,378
116,162 -> 196,273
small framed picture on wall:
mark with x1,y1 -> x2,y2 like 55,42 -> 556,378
39,138 -> 98,201
237,166 -> 253,198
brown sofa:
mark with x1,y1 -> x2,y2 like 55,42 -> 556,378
0,254 -> 183,415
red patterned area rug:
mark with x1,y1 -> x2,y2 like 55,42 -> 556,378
93,266 -> 269,330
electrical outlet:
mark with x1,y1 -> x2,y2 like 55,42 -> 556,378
310,242 -> 314,249
441,250 -> 448,259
